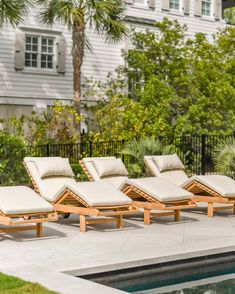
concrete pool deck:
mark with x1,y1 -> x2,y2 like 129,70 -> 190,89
2,203 -> 235,293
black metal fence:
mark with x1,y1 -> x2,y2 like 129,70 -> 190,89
25,134 -> 235,176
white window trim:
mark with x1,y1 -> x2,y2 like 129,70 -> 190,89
169,0 -> 183,14
201,0 -> 213,19
22,30 -> 59,75
133,0 -> 149,8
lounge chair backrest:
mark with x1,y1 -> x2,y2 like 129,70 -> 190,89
24,157 -> 76,202
144,154 -> 189,186
81,157 -> 129,189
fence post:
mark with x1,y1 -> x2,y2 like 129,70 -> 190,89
89,141 -> 92,157
201,134 -> 206,175
121,139 -> 125,163
46,144 -> 50,157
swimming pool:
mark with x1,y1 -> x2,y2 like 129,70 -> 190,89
80,251 -> 235,293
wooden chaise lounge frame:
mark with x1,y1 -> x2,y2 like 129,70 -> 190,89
184,180 -> 235,218
144,159 -> 235,218
80,160 -> 196,225
24,163 -> 138,232
0,210 -> 57,238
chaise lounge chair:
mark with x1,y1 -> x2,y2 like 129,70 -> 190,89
144,153 -> 235,217
24,157 -> 138,232
0,186 -> 57,237
80,157 -> 196,225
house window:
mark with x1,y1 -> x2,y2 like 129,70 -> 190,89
170,0 -> 180,10
134,0 -> 148,6
201,0 -> 211,16
25,35 -> 54,70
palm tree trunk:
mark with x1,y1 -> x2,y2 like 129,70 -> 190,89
72,21 -> 85,134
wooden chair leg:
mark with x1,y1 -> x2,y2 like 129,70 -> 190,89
36,223 -> 42,238
80,215 -> 86,232
233,204 -> 235,215
144,209 -> 151,225
116,215 -> 123,229
174,210 -> 180,221
208,202 -> 214,217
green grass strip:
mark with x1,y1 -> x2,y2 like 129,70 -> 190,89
0,273 -> 57,293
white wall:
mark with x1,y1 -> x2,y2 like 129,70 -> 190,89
0,0 -> 226,111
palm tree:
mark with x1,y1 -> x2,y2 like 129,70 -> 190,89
36,0 -> 128,129
0,0 -> 31,27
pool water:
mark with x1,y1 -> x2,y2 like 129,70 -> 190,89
161,278 -> 235,294
81,253 -> 235,294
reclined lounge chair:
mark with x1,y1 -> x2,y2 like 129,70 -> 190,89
80,157 -> 196,225
0,186 -> 57,237
24,157 -> 138,232
144,153 -> 235,217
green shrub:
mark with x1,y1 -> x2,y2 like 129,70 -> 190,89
0,131 -> 28,185
70,163 -> 88,181
121,137 -> 173,177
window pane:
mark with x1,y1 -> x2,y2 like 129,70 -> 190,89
32,61 -> 37,67
47,62 -> 53,69
47,55 -> 52,62
42,46 -> 47,52
41,62 -> 46,68
26,44 -> 31,51
48,46 -> 53,53
33,37 -> 38,44
170,0 -> 179,10
42,38 -> 47,45
48,39 -> 53,46
32,45 -> 38,51
41,54 -> 46,61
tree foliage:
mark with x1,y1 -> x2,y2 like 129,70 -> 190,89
90,18 -> 235,140
0,0 -> 31,27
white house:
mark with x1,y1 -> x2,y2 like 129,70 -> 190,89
0,0 -> 230,119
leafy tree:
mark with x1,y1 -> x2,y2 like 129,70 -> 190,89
224,7 -> 235,24
0,0 -> 31,27
36,0 -> 128,130
90,18 -> 235,139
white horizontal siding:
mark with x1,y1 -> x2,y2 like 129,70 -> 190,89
0,1 -> 226,106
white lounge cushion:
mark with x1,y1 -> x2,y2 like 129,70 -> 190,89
124,177 -> 193,202
34,157 -> 74,178
183,175 -> 235,198
0,186 -> 54,215
153,154 -> 185,172
100,176 -> 128,189
24,157 -> 76,201
81,157 -> 116,181
158,170 -> 189,186
92,158 -> 129,178
66,181 -> 132,207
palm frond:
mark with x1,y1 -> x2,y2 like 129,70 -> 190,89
0,0 -> 32,27
212,137 -> 235,177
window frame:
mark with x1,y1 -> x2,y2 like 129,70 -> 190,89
23,31 -> 58,74
201,0 -> 213,18
133,0 -> 149,8
169,0 -> 181,11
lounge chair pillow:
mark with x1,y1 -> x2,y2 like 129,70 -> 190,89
153,154 -> 185,173
34,158 -> 74,178
92,158 -> 129,178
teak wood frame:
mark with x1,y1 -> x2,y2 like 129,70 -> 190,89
0,211 -> 57,238
144,159 -> 235,218
185,181 -> 235,217
24,162 -> 138,232
80,160 -> 196,225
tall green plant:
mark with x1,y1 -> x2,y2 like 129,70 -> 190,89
0,131 -> 28,185
121,137 -> 173,177
212,138 -> 235,177
36,0 -> 128,127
